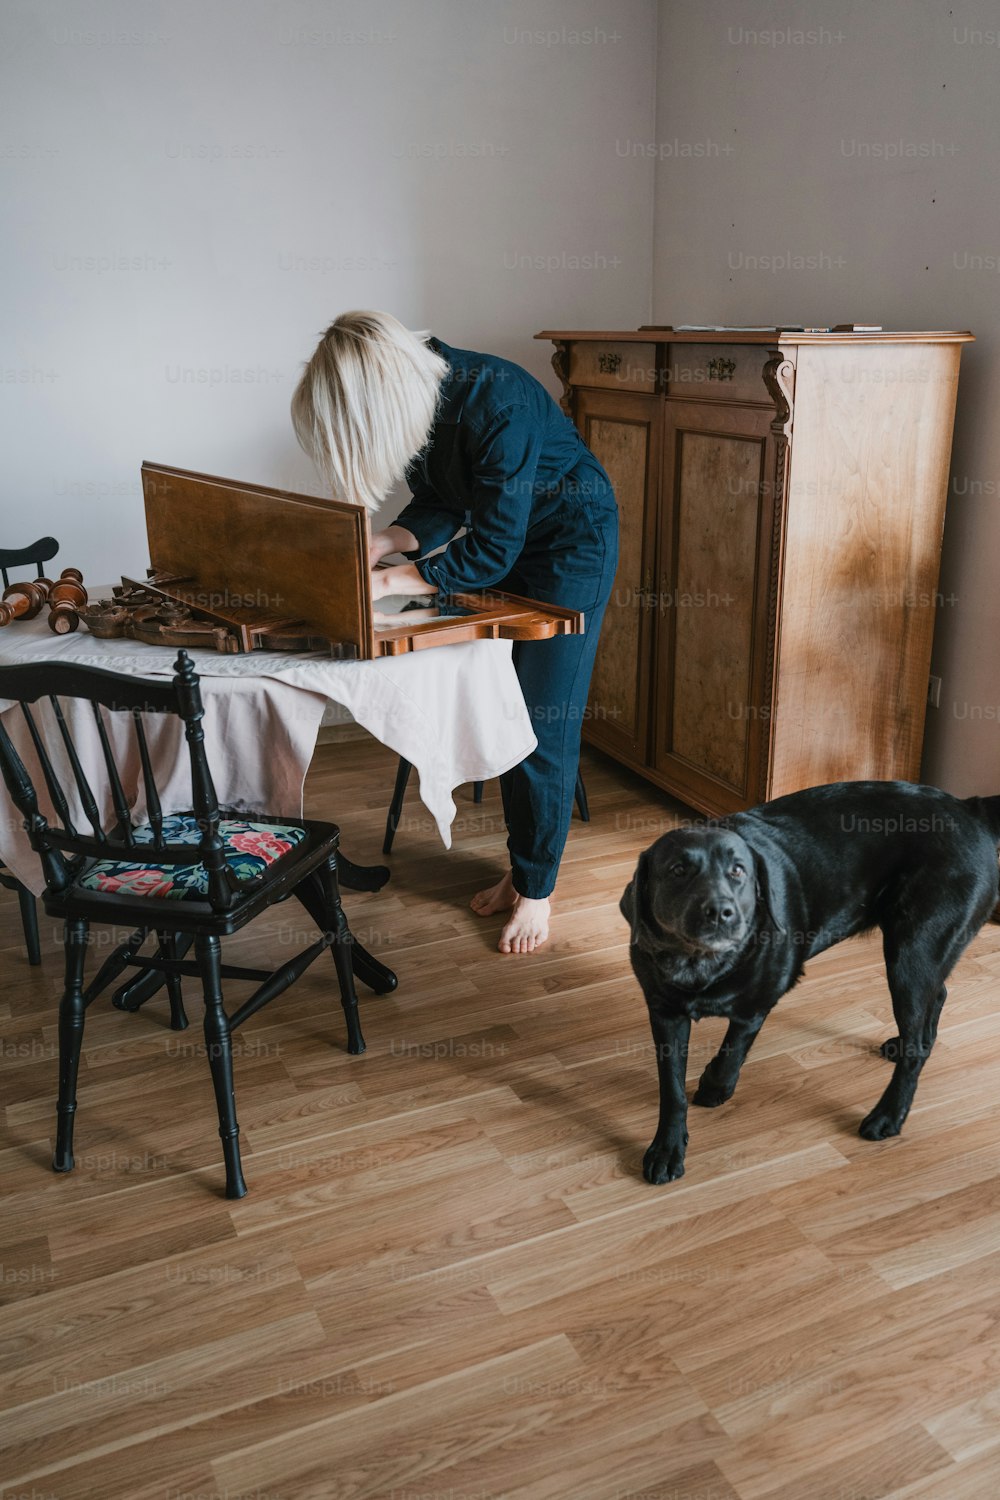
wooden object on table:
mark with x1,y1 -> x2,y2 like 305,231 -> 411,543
46,568 -> 87,634
0,567 -> 85,632
0,576 -> 52,626
78,579 -> 331,654
79,573 -> 583,658
71,462 -> 583,659
537,326 -> 974,816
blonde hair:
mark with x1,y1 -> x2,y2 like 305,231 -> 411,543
291,309 -> 448,510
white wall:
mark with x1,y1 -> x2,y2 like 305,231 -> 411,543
652,0 -> 1000,793
0,0 -> 655,578
8,0 -> 996,792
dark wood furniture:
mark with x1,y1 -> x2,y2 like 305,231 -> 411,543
0,536 -> 59,589
0,649 -> 396,1198
74,463 -> 584,658
0,867 -> 39,966
0,535 -> 62,965
537,327 -> 973,816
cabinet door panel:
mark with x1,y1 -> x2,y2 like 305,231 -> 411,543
574,388 -> 659,765
670,431 -> 760,786
654,402 -> 778,813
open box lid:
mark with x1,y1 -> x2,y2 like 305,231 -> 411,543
141,460 -> 374,656
138,462 -> 583,658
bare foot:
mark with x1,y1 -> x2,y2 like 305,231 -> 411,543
471,870 -> 516,916
498,895 -> 550,954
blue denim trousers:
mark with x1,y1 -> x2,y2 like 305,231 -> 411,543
495,459 -> 619,898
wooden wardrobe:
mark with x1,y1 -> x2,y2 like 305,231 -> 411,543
536,327 -> 973,816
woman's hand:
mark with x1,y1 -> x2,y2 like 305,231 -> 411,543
370,561 -> 437,602
370,525 -> 419,565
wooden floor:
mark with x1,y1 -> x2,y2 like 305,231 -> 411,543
3,737 -> 1000,1499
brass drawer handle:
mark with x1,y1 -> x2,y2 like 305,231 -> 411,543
708,357 -> 736,382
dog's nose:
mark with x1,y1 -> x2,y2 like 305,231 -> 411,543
703,899 -> 736,926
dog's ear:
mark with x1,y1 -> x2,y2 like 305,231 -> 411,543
620,848 -> 653,946
753,849 -> 787,935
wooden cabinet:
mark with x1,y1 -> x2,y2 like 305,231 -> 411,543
539,327 -> 973,816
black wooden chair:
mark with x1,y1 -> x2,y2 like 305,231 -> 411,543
0,649 -> 394,1199
0,536 -> 60,965
382,756 -> 590,855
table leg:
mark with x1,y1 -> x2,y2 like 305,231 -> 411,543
112,931 -> 194,1013
338,851 -> 391,892
293,867 -> 397,993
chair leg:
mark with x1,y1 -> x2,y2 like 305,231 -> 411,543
196,933 -> 247,1199
350,937 -> 398,995
17,883 -> 42,966
158,929 -> 190,1031
473,780 -> 484,804
317,853 -> 366,1055
293,871 -> 397,996
83,926 -> 148,1007
574,766 -> 590,823
383,757 -> 413,854
53,918 -> 89,1174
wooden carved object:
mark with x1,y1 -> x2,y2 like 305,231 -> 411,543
550,340 -> 573,417
78,577 -> 338,654
47,569 -> 87,634
0,577 -> 52,626
71,463 -> 585,659
77,573 -> 583,658
0,568 -> 88,632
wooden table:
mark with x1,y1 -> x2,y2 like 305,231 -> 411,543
0,599 -> 538,897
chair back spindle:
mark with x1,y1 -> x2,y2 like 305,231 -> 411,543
92,702 -> 135,846
49,697 -> 106,843
173,652 -> 231,909
19,702 -> 78,836
132,712 -> 165,850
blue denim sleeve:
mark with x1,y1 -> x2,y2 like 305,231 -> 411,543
414,406 -> 540,592
392,478 -> 461,558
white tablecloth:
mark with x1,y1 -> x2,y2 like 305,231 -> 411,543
0,609 -> 536,896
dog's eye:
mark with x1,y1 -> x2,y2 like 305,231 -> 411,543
730,863 -> 746,879
669,861 -> 687,877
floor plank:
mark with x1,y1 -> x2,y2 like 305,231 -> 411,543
4,737 -> 1000,1497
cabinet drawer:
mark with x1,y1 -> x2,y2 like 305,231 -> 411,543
665,343 -> 772,404
568,340 -> 658,394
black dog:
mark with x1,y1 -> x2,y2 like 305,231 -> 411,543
620,781 -> 1000,1184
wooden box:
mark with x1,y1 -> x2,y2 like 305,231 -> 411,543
110,462 -> 584,658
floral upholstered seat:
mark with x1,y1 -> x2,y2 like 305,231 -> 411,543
77,814 -> 308,902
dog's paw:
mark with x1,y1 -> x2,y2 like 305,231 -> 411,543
642,1135 -> 688,1184
693,1076 -> 733,1108
879,1036 -> 902,1061
859,1108 -> 902,1141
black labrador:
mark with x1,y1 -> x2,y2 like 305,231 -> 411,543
620,781 -> 1000,1184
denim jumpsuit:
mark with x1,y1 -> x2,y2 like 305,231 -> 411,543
394,337 -> 619,900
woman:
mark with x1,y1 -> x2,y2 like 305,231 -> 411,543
292,310 -> 618,954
